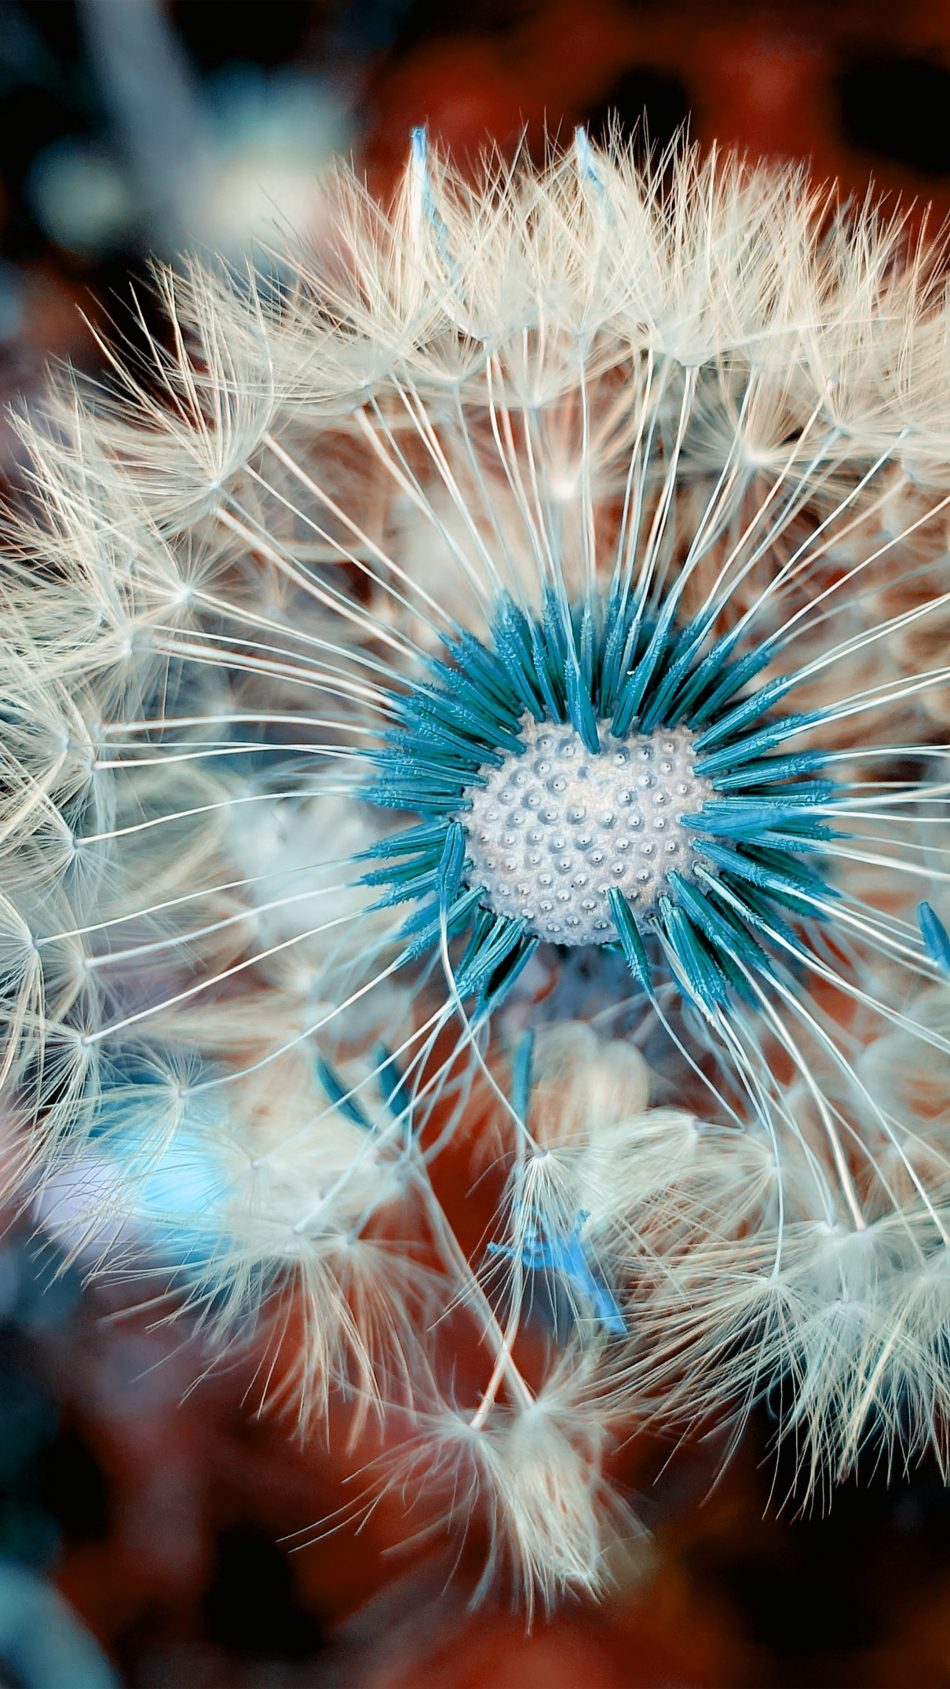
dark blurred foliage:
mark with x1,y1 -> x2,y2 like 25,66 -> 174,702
2,3 -> 950,1685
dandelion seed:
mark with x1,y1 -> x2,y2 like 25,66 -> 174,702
4,129 -> 950,1599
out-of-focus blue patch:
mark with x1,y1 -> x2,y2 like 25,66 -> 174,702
0,1561 -> 118,1689
92,1075 -> 232,1269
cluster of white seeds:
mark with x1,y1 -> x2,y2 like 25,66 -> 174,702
462,719 -> 714,945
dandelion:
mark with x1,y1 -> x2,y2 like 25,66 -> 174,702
4,128 -> 950,1606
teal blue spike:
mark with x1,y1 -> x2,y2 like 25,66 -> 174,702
365,781 -> 466,816
441,628 -> 520,713
919,902 -> 950,973
458,914 -> 531,1004
366,867 -> 440,910
694,711 -> 821,777
638,625 -> 708,730
692,673 -> 799,751
662,623 -> 745,722
316,1057 -> 371,1129
480,917 -> 532,986
705,871 -> 810,963
493,598 -> 546,720
510,1029 -> 534,1121
479,935 -> 539,1015
750,842 -> 836,895
432,646 -> 523,724
667,871 -> 772,978
577,601 -> 595,695
528,617 -> 566,722
391,708 -> 506,766
565,657 -> 601,754
407,687 -> 524,756
437,820 -> 466,905
370,758 -> 476,791
425,650 -> 499,715
660,897 -> 729,1010
709,782 -> 836,813
711,753 -> 829,791
454,914 -> 508,996
684,638 -> 777,727
466,914 -> 530,991
542,589 -> 570,674
396,885 -> 483,965
375,1044 -> 414,1123
360,858 -> 436,889
360,849 -> 441,888
358,820 -> 450,862
367,739 -> 476,780
684,798 -> 834,843
370,728 -> 481,775
745,824 -> 837,854
606,887 -> 652,993
636,621 -> 702,729
680,802 -> 765,838
597,585 -> 636,711
610,613 -> 675,736
453,906 -> 495,979
696,839 -> 828,917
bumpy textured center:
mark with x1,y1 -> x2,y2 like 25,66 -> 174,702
463,720 -> 714,945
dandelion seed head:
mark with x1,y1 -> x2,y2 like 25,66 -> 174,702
6,127 -> 950,1589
